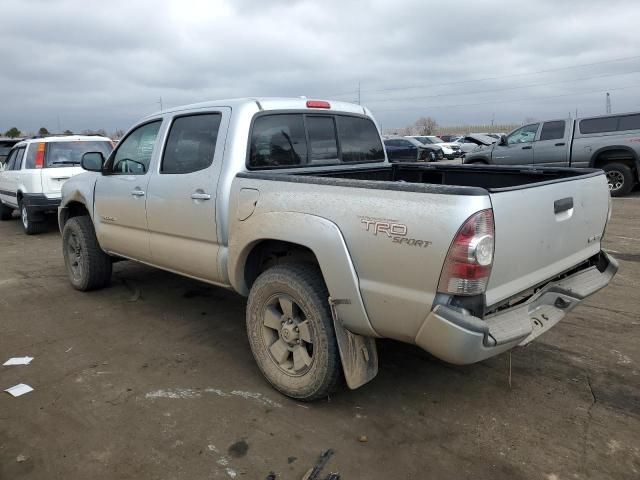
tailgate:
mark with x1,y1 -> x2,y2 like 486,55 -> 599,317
485,172 -> 610,307
41,166 -> 84,197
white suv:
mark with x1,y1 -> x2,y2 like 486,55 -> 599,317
0,136 -> 113,234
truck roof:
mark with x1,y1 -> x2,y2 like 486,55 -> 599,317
142,97 -> 370,119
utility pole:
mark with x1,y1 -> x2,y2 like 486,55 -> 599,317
606,93 -> 611,114
357,81 -> 361,105
57,115 -> 61,133
158,97 -> 163,112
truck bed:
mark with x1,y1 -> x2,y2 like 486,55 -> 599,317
237,162 -> 609,311
240,163 -> 601,194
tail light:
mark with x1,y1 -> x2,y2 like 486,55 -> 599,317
438,209 -> 495,296
34,142 -> 46,169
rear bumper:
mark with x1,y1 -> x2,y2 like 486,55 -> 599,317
414,251 -> 618,365
22,193 -> 61,213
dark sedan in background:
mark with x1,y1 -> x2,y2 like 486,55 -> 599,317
383,136 -> 444,162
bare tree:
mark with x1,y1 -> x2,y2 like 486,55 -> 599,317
111,129 -> 125,140
414,117 -> 438,135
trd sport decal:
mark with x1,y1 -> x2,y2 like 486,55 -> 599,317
359,216 -> 432,248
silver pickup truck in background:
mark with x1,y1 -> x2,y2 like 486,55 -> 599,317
58,98 -> 617,401
463,111 -> 640,196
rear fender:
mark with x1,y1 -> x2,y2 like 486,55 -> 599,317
228,211 -> 379,339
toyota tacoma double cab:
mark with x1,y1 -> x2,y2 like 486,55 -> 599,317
464,112 -> 640,196
58,97 -> 617,400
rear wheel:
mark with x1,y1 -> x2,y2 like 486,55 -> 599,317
19,202 -> 47,235
62,216 -> 112,291
603,162 -> 634,197
246,264 -> 341,401
0,201 -> 14,221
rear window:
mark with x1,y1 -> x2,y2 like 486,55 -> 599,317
45,141 -> 113,168
249,113 -> 384,169
579,116 -> 619,135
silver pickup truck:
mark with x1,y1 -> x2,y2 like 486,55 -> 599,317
463,112 -> 640,197
58,98 -> 617,401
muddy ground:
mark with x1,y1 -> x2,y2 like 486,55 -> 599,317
1,194 -> 639,480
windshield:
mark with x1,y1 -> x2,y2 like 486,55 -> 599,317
46,141 -> 113,168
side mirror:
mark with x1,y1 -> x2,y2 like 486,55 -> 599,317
499,135 -> 508,146
81,152 -> 105,172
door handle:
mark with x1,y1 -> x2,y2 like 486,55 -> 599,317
191,192 -> 211,200
522,145 -> 532,150
554,197 -> 573,214
131,189 -> 145,197
555,142 -> 566,146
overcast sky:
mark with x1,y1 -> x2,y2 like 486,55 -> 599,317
1,0 -> 640,134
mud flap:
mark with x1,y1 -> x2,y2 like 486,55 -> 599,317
329,297 -> 378,390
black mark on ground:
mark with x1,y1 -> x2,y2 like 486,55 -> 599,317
228,439 -> 249,458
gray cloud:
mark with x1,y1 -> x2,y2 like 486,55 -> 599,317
1,0 -> 639,134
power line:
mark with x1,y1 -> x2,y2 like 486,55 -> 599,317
372,84 -> 640,112
364,69 -> 640,104
323,54 -> 640,98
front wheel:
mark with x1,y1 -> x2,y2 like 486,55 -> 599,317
603,162 -> 634,197
246,264 -> 342,401
62,216 -> 112,291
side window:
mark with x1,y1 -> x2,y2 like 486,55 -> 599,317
306,116 -> 338,163
109,121 -> 162,175
249,114 -> 307,168
5,149 -> 17,170
336,116 -> 384,163
162,114 -> 222,174
617,114 -> 640,132
507,124 -> 539,145
579,117 -> 617,135
539,121 -> 566,141
12,148 -> 25,170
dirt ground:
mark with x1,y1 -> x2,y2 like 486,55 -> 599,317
1,195 -> 639,480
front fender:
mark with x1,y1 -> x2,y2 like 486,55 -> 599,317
228,211 -> 379,338
57,174 -> 97,230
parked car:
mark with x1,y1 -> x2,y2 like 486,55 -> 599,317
408,135 -> 463,159
0,137 -> 24,167
383,136 -> 444,162
59,97 -> 616,401
0,136 -> 113,233
463,112 -> 640,196
451,134 -> 497,154
437,134 -> 456,142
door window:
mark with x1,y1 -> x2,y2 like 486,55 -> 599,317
539,121 -> 566,141
4,149 -> 17,170
506,124 -> 539,145
11,148 -> 25,170
109,121 -> 162,175
161,114 -> 222,174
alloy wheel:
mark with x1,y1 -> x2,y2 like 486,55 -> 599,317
261,294 -> 315,376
